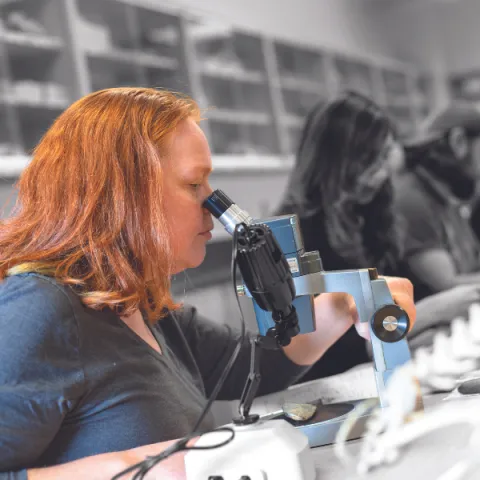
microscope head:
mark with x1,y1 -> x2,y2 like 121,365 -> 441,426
203,190 -> 318,339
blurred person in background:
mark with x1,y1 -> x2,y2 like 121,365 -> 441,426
398,104 -> 480,301
275,92 -> 480,381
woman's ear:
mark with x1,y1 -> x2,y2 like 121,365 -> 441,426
448,126 -> 469,160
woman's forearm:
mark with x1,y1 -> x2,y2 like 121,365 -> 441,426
282,292 -> 355,366
27,439 -> 188,480
282,277 -> 416,366
27,451 -> 130,480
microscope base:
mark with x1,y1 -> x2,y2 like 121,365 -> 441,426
292,399 -> 378,448
184,419 -> 316,480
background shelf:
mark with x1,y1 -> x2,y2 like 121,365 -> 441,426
331,55 -> 375,99
0,0 -> 434,172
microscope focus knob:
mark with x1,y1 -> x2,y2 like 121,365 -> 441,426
371,304 -> 410,343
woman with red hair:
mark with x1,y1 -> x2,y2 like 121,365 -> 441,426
0,87 -> 415,479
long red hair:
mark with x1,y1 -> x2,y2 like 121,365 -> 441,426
0,87 -> 201,322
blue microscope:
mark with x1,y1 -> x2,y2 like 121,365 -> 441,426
203,189 -> 416,448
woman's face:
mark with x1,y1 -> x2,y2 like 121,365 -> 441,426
162,118 -> 215,274
354,133 -> 403,204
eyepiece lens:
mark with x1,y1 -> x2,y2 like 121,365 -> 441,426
203,189 -> 234,218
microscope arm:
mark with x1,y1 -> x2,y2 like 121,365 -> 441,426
293,268 -> 412,407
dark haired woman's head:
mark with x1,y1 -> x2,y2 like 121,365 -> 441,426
288,91 -> 401,207
405,126 -> 478,201
280,91 -> 403,272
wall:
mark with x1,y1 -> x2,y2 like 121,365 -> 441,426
369,0 -> 480,105
367,0 -> 451,107
366,1 -> 439,69
431,0 -> 480,73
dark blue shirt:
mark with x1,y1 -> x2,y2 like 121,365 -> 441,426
0,274 -> 308,478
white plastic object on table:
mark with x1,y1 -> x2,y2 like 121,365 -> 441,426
335,303 -> 480,478
184,420 -> 316,480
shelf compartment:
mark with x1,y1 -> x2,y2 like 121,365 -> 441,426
0,0 -> 66,38
331,55 -> 375,98
16,102 -> 65,152
274,40 -> 327,86
134,6 -> 183,60
1,0 -> 76,109
5,75 -> 71,110
75,0 -> 136,53
87,53 -> 140,91
281,89 -> 325,117
232,32 -> 268,73
189,19 -> 268,83
244,123 -> 280,155
200,76 -> 274,115
208,121 -> 243,155
208,120 -> 279,156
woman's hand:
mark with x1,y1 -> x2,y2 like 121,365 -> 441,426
27,438 -> 192,480
283,276 -> 415,366
354,275 -> 416,340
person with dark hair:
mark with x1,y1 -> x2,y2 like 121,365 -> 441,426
275,92 -> 480,380
0,87 -> 416,479
278,91 -> 403,275
397,104 -> 480,301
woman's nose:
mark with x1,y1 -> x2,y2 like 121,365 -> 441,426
202,185 -> 214,212
204,184 -> 214,198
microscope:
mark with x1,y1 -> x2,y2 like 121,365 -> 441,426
184,190 -> 415,480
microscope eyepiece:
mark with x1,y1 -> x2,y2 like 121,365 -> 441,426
203,190 -> 234,219
203,189 -> 253,235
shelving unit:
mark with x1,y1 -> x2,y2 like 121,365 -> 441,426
0,0 -> 78,168
271,40 -> 329,154
331,55 -> 376,99
186,17 -> 280,157
0,0 -> 436,176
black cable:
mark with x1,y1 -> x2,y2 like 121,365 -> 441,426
111,223 -> 247,480
191,223 -> 246,432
